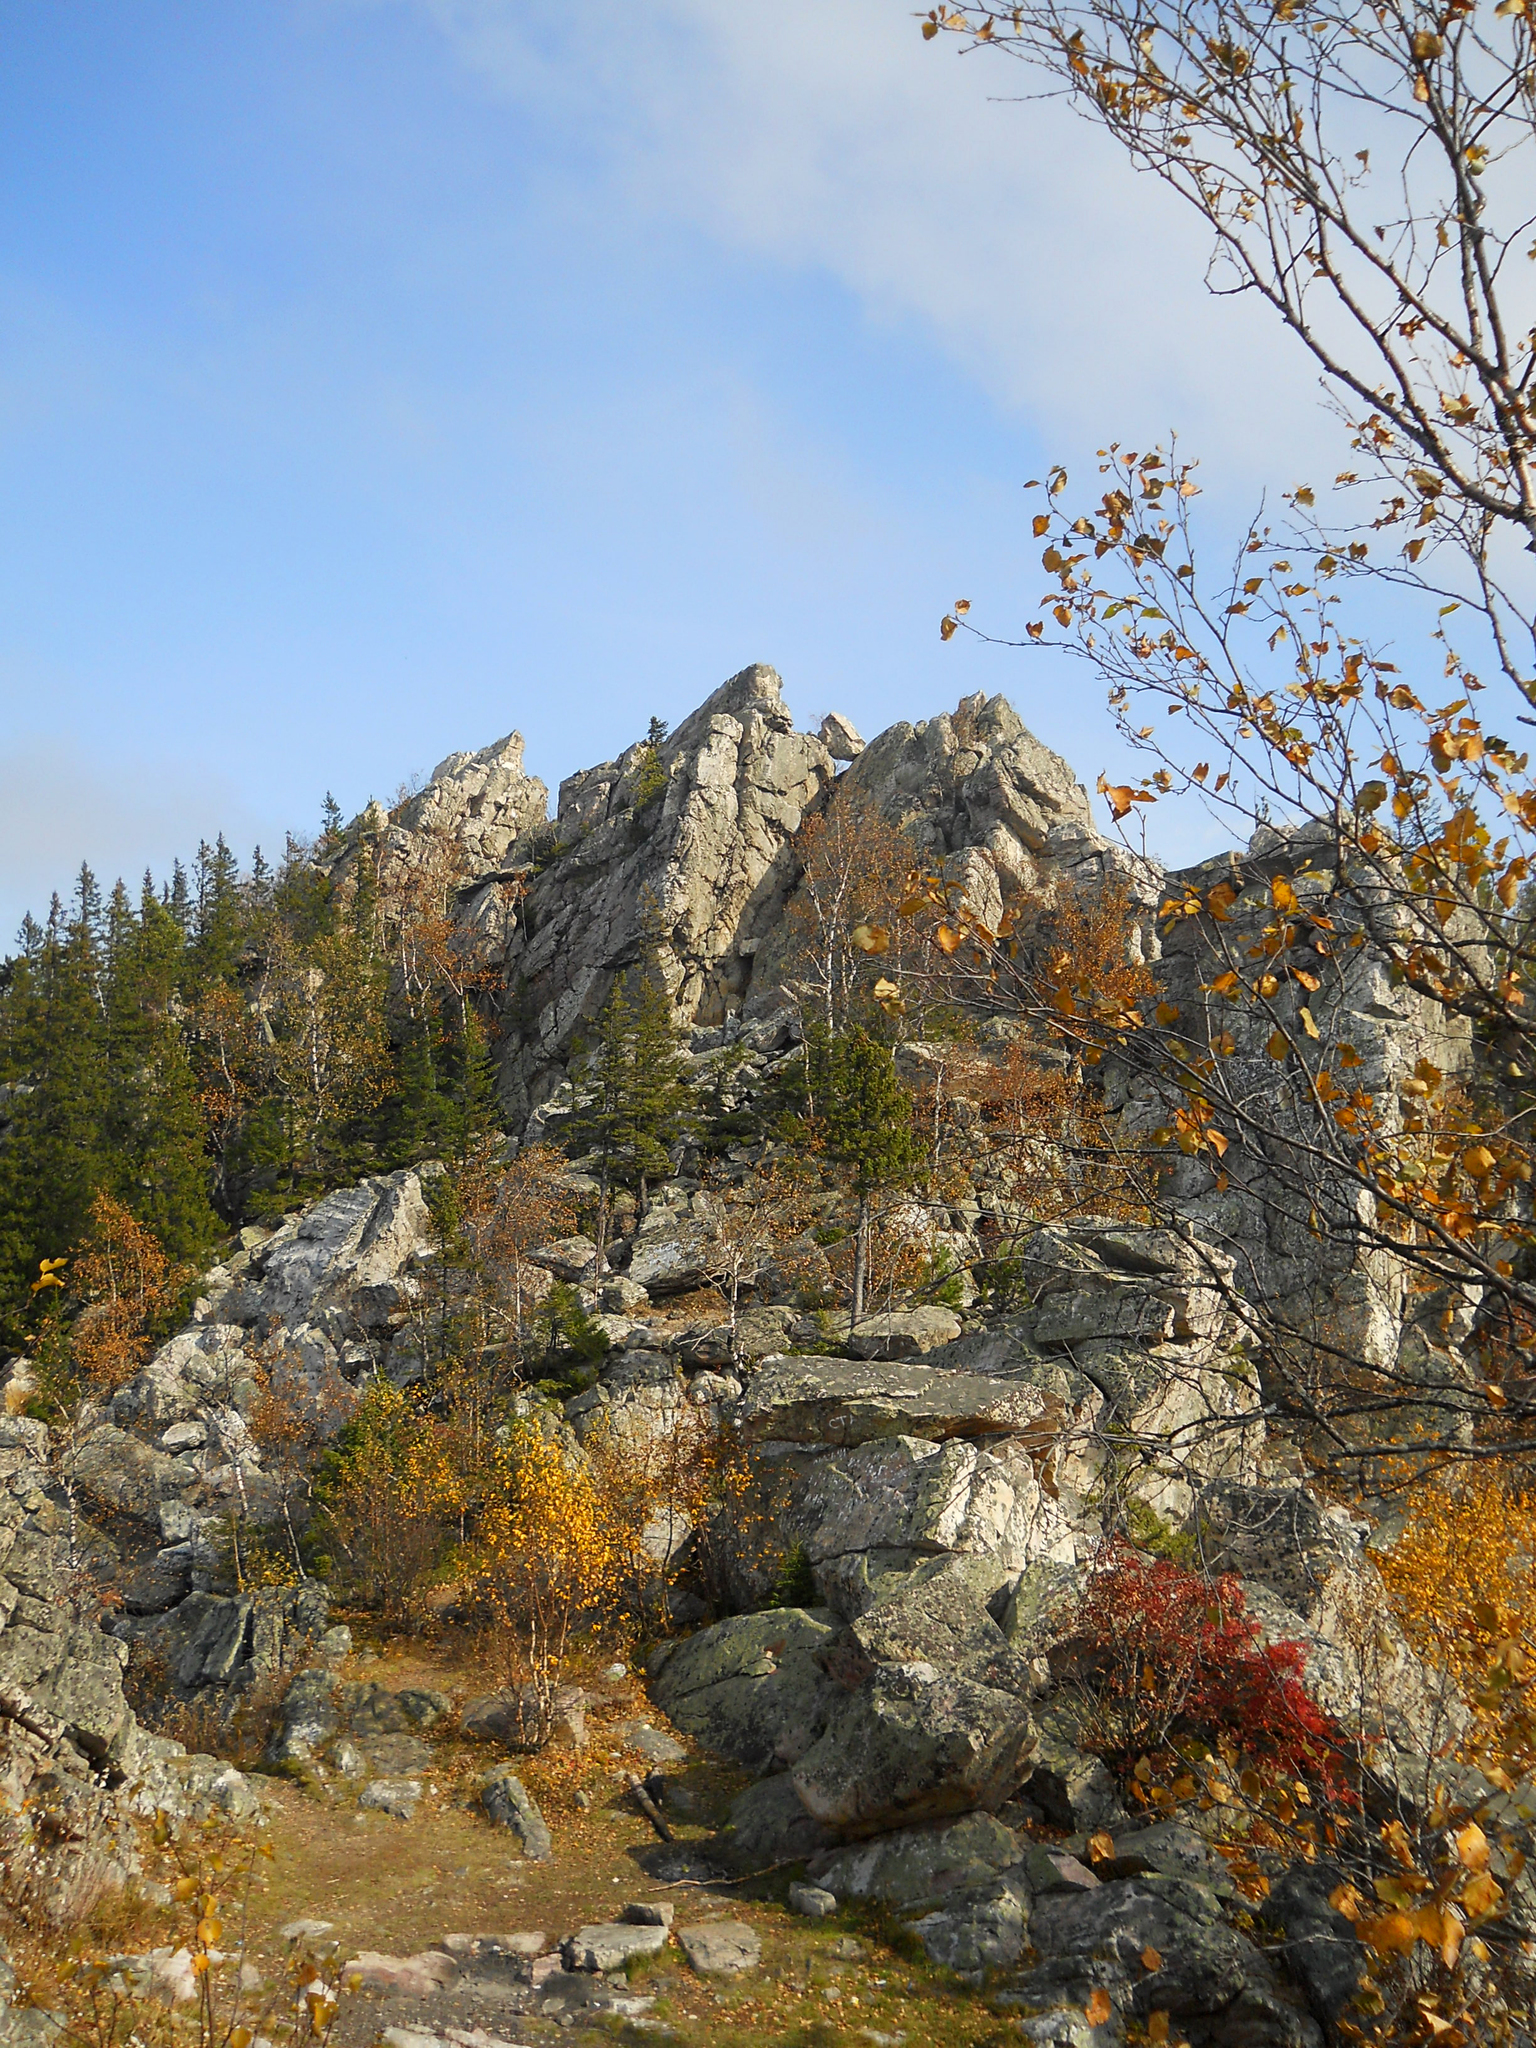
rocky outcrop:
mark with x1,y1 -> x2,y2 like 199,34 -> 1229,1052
0,1421 -> 257,1929
1107,822 -> 1475,1389
502,665 -> 837,1127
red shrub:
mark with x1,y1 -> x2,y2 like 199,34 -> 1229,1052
1070,1543 -> 1354,1802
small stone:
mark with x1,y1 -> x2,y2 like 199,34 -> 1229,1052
677,1922 -> 761,1976
332,1739 -> 367,1779
441,1931 -> 546,1958
618,1721 -> 687,1766
572,1788 -> 591,1811
622,1901 -> 675,1928
342,1951 -> 458,1995
603,1662 -> 628,1682
359,1778 -> 421,1820
318,1625 -> 353,1664
279,1918 -> 334,1944
562,1923 -> 668,1972
159,1419 -> 207,1452
788,1882 -> 837,1919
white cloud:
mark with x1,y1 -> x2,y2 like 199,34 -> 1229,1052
413,0 -> 1336,487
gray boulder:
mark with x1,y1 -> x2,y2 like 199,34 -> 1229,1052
527,1236 -> 598,1284
676,1922 -> 761,1976
722,1773 -> 834,1868
791,1663 -> 1036,1836
787,1435 -> 1076,1618
234,1170 -> 436,1332
562,1923 -> 668,1972
1022,1707 -> 1129,1833
359,1778 -> 421,1820
628,1214 -> 721,1296
818,712 -> 864,760
0,1621 -> 134,1764
738,1356 -> 1061,1449
910,1875 -> 1030,1973
119,1546 -> 195,1616
819,1563 -> 1036,1696
481,1766 -> 553,1860
809,1809 -> 1022,1908
345,1681 -> 450,1732
1264,1861 -> 1368,2032
1023,1876 -> 1322,2047
70,1427 -> 189,1522
846,1309 -> 964,1360
788,1881 -> 837,1918
649,1609 -> 839,1775
267,1669 -> 340,1764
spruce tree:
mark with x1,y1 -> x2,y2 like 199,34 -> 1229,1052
810,1025 -> 927,1322
104,882 -> 218,1257
0,889 -> 112,1318
191,835 -> 244,990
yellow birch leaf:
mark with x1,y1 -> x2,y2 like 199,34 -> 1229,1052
1461,1870 -> 1503,1917
1267,1031 -> 1291,1061
1455,1822 -> 1490,1871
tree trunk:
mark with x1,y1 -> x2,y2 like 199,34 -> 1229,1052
852,1190 -> 870,1325
594,1166 -> 611,1281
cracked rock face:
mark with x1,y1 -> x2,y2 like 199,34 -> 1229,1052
503,664 -> 836,1125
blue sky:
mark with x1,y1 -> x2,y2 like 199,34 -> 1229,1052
0,0 -> 1341,943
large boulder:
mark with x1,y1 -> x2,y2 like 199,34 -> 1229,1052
722,1774 -> 834,1868
846,1309 -> 964,1360
1022,1875 -> 1323,2047
70,1427 -> 193,1522
116,1324 -> 256,1428
238,1170 -> 437,1331
738,1357 -> 1062,1449
786,1433 -> 1077,1617
809,1809 -> 1023,1908
791,1663 -> 1037,1836
648,1609 -> 839,1775
818,1561 -> 1036,1697
627,1211 -> 722,1297
0,1621 -> 134,1764
909,1875 -> 1032,1974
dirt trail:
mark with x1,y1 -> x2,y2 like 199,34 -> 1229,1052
197,1643 -> 998,2048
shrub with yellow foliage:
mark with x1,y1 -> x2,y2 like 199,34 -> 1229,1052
314,1378 -> 463,1619
465,1421 -> 621,1742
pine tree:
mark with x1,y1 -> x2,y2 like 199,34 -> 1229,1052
810,1025 -> 927,1321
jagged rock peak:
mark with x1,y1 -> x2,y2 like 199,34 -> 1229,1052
398,730 -> 550,874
